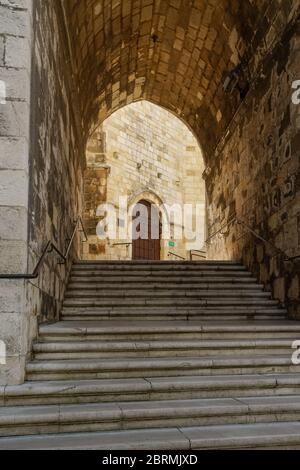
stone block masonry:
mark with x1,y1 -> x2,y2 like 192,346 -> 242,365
0,0 -> 33,385
27,0 -> 85,329
206,18 -> 300,318
0,0 -> 85,385
83,101 -> 206,261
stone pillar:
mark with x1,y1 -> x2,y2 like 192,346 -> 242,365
0,0 -> 33,385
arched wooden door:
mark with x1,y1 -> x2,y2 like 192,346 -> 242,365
132,200 -> 161,260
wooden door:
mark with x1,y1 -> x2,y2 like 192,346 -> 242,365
132,200 -> 161,260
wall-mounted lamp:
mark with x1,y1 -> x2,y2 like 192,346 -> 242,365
223,65 -> 249,100
223,68 -> 240,94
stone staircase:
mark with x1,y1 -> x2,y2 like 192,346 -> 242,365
1,260 -> 300,449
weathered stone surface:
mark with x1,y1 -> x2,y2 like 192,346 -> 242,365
0,170 -> 28,206
4,36 -> 30,68
0,68 -> 30,101
0,0 -> 32,385
0,37 -> 4,66
27,0 -> 85,327
0,137 -> 28,170
0,101 -> 29,137
0,5 -> 28,36
0,207 -> 27,241
206,19 -> 300,316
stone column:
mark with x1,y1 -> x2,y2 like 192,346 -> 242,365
0,0 -> 33,385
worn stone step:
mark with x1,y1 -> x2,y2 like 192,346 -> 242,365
61,308 -> 286,322
62,315 -> 287,322
69,277 -> 258,285
62,306 -> 282,313
38,320 -> 300,342
3,373 -> 300,407
72,266 -> 247,272
71,269 -> 249,278
26,355 -> 299,381
71,263 -> 247,271
67,283 -> 263,292
64,290 -> 271,299
71,269 -> 253,279
7,258 -> 295,447
1,395 -> 300,438
2,421 -> 300,449
63,298 -> 279,308
61,307 -> 282,322
72,261 -> 244,270
74,261 -> 242,265
32,338 -> 294,360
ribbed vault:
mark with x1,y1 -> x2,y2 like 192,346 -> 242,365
64,0 -> 295,157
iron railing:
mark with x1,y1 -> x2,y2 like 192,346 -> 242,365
189,249 -> 207,260
0,217 -> 88,280
167,251 -> 186,260
206,216 -> 299,262
112,242 -> 132,247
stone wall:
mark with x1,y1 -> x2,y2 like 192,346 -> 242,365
206,19 -> 300,317
0,0 -> 86,385
83,101 -> 205,260
0,0 -> 33,384
27,0 -> 85,327
84,131 -> 109,257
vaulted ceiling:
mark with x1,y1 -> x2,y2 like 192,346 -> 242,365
64,0 -> 297,157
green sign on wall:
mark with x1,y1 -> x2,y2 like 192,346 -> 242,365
168,241 -> 176,248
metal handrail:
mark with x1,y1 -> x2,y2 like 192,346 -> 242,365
190,249 -> 207,260
0,216 -> 88,280
112,242 -> 133,247
206,216 -> 299,262
206,216 -> 236,243
167,251 -> 186,260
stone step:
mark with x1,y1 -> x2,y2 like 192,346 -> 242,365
74,260 -> 242,266
67,282 -> 263,291
26,355 -> 299,381
69,277 -> 258,285
3,373 -> 300,407
32,338 -> 294,360
2,421 -> 300,449
71,268 -> 249,277
1,395 -> 300,438
71,262 -> 247,269
62,315 -> 287,322
61,306 -> 282,322
62,298 -> 279,308
61,308 -> 286,322
70,272 -> 255,288
71,269 -> 253,278
38,320 -> 300,342
64,290 -> 270,299
8,259 -> 295,448
72,261 -> 244,270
